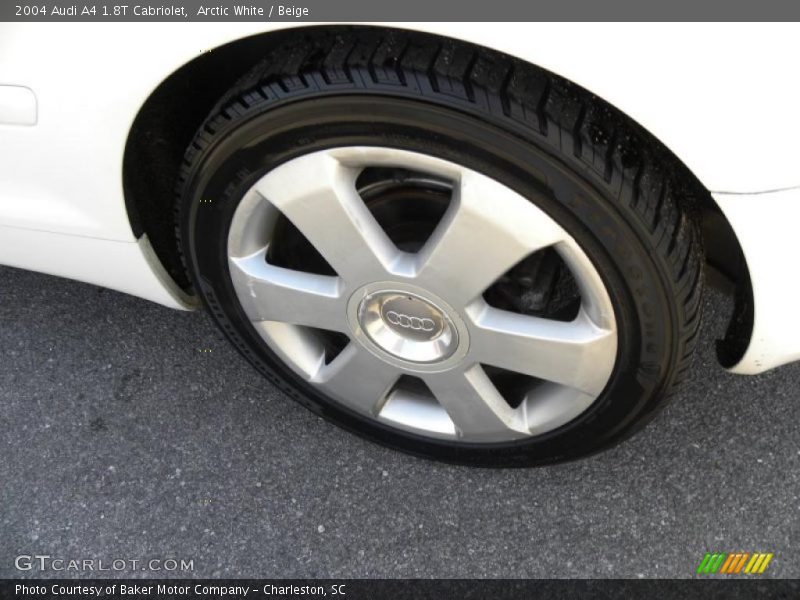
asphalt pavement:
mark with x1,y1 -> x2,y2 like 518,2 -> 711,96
1,264 -> 799,578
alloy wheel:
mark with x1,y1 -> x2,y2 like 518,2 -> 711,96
227,147 -> 618,442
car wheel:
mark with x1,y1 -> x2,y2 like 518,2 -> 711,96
176,30 -> 703,466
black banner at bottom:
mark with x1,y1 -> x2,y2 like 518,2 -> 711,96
2,579 -> 798,600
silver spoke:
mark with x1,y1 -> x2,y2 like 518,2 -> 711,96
314,344 -> 401,415
424,365 -> 529,440
253,151 -> 401,284
467,304 -> 617,396
229,248 -> 347,332
414,169 -> 567,304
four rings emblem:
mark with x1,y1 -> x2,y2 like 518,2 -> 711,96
385,310 -> 436,332
357,289 -> 459,362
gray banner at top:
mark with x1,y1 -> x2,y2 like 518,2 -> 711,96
3,0 -> 800,21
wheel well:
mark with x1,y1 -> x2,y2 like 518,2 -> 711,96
123,27 -> 309,289
122,24 -> 753,365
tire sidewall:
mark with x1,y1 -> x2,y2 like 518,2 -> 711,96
180,95 -> 679,466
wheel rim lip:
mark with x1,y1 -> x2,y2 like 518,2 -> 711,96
226,145 -> 618,443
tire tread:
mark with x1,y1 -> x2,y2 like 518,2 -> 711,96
176,28 -> 705,423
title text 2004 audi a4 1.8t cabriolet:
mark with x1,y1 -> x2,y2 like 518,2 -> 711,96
1,23 -> 799,465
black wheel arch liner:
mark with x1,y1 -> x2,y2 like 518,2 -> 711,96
121,24 -> 754,368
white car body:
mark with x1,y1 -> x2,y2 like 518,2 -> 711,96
1,22 -> 798,374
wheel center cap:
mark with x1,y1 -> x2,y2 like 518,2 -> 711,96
357,290 -> 458,363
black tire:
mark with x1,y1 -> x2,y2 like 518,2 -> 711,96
176,28 -> 704,466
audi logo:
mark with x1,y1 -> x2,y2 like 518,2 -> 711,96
385,310 -> 436,332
